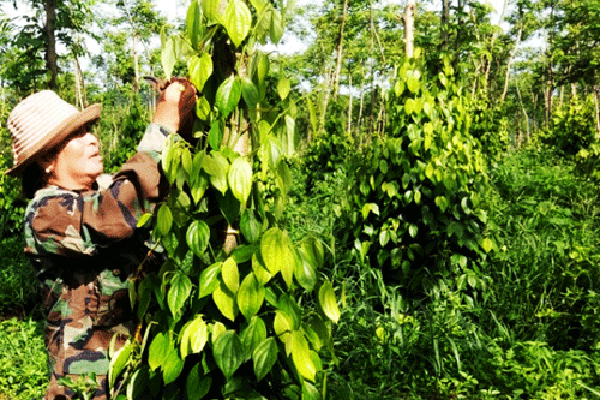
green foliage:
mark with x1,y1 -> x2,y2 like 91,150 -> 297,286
0,318 -> 47,400
0,237 -> 39,316
486,148 -> 600,352
0,126 -> 26,238
301,131 -> 352,197
576,142 -> 600,181
470,100 -> 511,161
98,93 -> 150,172
336,57 -> 490,296
109,1 -> 338,398
541,95 -> 597,156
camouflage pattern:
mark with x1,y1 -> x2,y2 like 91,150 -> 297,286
24,124 -> 172,400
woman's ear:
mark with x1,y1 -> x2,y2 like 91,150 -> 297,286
39,152 -> 57,177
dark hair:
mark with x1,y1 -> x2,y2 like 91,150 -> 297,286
21,162 -> 46,199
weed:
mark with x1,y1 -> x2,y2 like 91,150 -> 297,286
0,318 -> 47,400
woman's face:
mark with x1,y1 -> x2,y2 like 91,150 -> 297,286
46,127 -> 103,190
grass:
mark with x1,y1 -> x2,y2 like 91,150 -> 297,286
2,147 -> 600,399
0,237 -> 41,319
0,318 -> 47,400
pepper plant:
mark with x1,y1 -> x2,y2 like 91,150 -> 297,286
336,54 -> 493,298
108,0 -> 339,399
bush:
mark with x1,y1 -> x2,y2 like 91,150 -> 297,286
541,95 -> 597,156
0,107 -> 26,239
486,148 -> 600,352
335,57 -> 491,298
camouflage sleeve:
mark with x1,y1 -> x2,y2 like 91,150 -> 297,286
25,124 -> 175,257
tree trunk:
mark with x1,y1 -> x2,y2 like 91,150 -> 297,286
484,0 -> 508,93
501,24 -> 522,102
45,0 -> 58,89
74,58 -> 83,109
347,74 -> 353,136
546,62 -> 553,126
516,78 -> 530,143
320,67 -> 333,133
358,77 -> 365,148
441,0 -> 450,49
558,85 -> 564,108
406,0 -> 415,58
333,0 -> 348,97
133,34 -> 139,94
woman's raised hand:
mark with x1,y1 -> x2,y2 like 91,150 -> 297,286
152,77 -> 198,135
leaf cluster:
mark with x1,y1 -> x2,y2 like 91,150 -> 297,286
108,1 -> 340,399
336,57 -> 490,297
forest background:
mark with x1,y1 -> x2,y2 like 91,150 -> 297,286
1,0 -> 600,399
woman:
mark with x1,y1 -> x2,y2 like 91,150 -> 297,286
6,79 -> 197,400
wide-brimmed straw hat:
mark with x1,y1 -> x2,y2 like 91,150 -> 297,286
6,90 -> 101,176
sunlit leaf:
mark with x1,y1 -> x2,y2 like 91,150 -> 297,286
162,346 -> 184,384
202,0 -> 218,23
277,77 -> 290,100
222,257 -> 240,293
148,333 -> 169,371
189,53 -> 213,92
198,262 -> 222,298
216,76 -> 242,117
213,281 -> 238,321
202,150 -> 230,193
186,220 -> 210,258
291,331 -> 316,381
318,280 -> 340,323
224,0 -> 252,47
211,321 -> 227,344
157,204 -> 173,236
240,209 -> 261,244
256,53 -> 269,85
260,227 -> 294,287
269,9 -> 283,43
196,96 -> 211,120
237,273 -> 265,319
137,212 -> 152,228
249,0 -> 266,13
295,247 -> 317,292
278,293 -> 301,331
482,238 -> 494,253
208,120 -> 223,150
252,253 -> 272,285
274,310 -> 293,349
276,159 -> 293,198
228,158 -> 253,206
252,337 -> 277,381
302,380 -> 320,400
241,76 -> 259,109
186,0 -> 202,50
213,330 -> 244,378
109,339 -> 132,390
180,315 -> 208,359
241,316 -> 266,361
161,37 -> 176,79
168,272 -> 192,317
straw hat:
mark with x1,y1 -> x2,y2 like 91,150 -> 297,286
6,90 -> 101,176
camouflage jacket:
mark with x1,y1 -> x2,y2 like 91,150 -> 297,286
23,124 -> 174,399
24,123 -> 173,278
